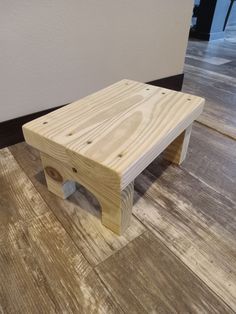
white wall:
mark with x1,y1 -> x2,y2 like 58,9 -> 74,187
0,0 -> 193,122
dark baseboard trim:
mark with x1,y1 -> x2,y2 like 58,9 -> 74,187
0,105 -> 64,149
0,73 -> 184,149
147,73 -> 184,91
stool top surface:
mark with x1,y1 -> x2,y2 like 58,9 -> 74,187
23,79 -> 204,186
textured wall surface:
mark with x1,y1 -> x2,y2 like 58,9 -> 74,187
0,0 -> 193,122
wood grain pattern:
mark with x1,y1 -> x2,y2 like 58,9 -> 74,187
183,64 -> 236,139
23,79 -> 204,189
40,152 -> 134,234
22,79 -> 203,234
133,137 -> 236,310
0,148 -> 122,314
9,143 -> 145,266
184,37 -> 236,139
164,124 -> 192,164
182,122 -> 236,203
96,231 -> 232,314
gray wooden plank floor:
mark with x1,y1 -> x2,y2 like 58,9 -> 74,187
1,38 -> 236,313
183,38 -> 236,139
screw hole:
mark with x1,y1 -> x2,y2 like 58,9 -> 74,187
43,122 -> 48,125
72,167 -> 77,173
87,140 -> 92,144
67,133 -> 73,136
118,153 -> 123,158
146,88 -> 150,91
187,98 -> 191,101
162,92 -> 166,95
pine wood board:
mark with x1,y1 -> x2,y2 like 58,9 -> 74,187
0,148 -> 123,314
23,79 -> 204,188
96,231 -> 232,314
9,143 -> 145,266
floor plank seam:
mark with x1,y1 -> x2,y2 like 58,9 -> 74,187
178,163 -> 236,205
94,243 -> 149,314
195,120 -> 236,141
184,63 -> 236,85
94,227 -> 147,268
133,215 -> 235,312
8,149 -> 96,268
9,146 -> 149,271
93,269 -> 127,314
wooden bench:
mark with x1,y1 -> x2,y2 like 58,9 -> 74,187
23,79 -> 205,235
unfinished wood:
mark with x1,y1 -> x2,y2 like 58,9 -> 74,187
42,158 -> 77,199
23,79 -> 204,189
164,124 -> 192,164
9,142 -> 145,266
0,148 -> 122,314
41,153 -> 134,234
40,152 -> 134,234
134,162 -> 236,310
96,231 -> 232,314
22,79 -> 204,234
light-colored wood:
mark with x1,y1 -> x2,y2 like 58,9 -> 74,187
23,79 -> 204,233
23,79 -> 204,187
164,123 -> 192,164
9,142 -> 145,266
43,165 -> 76,199
41,152 -> 134,235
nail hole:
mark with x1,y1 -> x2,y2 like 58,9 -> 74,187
67,133 -> 73,136
146,88 -> 150,91
187,98 -> 191,101
87,140 -> 92,144
118,153 -> 123,158
72,167 -> 77,173
43,122 -> 48,124
162,92 -> 166,95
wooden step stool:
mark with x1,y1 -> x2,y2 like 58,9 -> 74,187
23,80 -> 205,235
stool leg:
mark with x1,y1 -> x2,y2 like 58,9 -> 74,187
41,153 -> 76,199
40,151 -> 133,234
163,124 -> 192,165
99,181 -> 134,235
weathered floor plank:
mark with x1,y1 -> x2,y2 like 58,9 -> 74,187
132,124 -> 236,310
96,231 -> 232,314
183,64 -> 236,139
0,148 -> 123,314
181,122 -> 236,203
184,37 -> 236,139
9,143 -> 145,266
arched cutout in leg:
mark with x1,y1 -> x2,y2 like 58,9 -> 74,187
40,152 -> 134,235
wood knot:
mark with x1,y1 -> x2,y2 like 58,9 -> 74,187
45,166 -> 63,182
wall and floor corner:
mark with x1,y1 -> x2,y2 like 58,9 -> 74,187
0,1 -> 193,148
